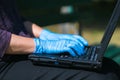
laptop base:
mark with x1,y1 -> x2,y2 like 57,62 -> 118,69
29,54 -> 102,70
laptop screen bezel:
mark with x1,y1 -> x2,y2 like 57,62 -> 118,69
98,0 -> 120,59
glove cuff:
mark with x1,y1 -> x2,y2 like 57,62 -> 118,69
33,38 -> 42,54
39,29 -> 51,38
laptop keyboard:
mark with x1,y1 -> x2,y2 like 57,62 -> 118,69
59,46 -> 98,61
29,46 -> 98,62
84,46 -> 97,61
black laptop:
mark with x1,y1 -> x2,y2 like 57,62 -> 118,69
28,0 -> 120,70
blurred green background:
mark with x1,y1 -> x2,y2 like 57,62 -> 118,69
16,0 -> 120,65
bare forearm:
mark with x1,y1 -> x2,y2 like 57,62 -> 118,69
23,21 -> 43,38
6,21 -> 42,55
5,34 -> 35,55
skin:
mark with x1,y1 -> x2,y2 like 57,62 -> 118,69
5,21 -> 43,55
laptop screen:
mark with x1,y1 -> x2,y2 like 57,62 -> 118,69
100,0 -> 120,55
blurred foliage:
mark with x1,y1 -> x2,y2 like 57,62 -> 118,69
105,45 -> 120,65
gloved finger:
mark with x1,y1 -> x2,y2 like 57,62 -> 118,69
67,40 -> 85,50
73,35 -> 88,46
66,41 -> 82,56
61,34 -> 88,46
62,37 -> 86,49
73,45 -> 84,56
65,48 -> 76,56
68,42 -> 84,56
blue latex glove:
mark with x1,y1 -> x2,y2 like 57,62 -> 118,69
39,29 -> 88,46
33,38 -> 85,56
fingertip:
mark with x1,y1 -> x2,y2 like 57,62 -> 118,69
80,38 -> 88,46
84,41 -> 89,46
78,48 -> 84,56
67,48 -> 76,57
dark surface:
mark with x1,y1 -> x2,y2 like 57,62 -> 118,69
0,55 -> 120,80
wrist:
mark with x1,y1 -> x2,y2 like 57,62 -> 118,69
33,38 -> 42,54
39,29 -> 51,38
6,34 -> 35,54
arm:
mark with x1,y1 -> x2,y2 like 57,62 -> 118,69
5,34 -> 35,55
23,21 -> 43,38
5,21 -> 88,56
5,20 -> 42,54
5,33 -> 85,56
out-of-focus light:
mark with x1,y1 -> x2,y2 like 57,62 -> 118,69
60,6 -> 74,14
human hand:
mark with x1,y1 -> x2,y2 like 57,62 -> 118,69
33,38 -> 86,56
39,29 -> 88,46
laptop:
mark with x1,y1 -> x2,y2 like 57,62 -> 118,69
28,0 -> 120,70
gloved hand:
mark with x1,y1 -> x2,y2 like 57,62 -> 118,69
39,29 -> 88,46
33,38 -> 85,56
